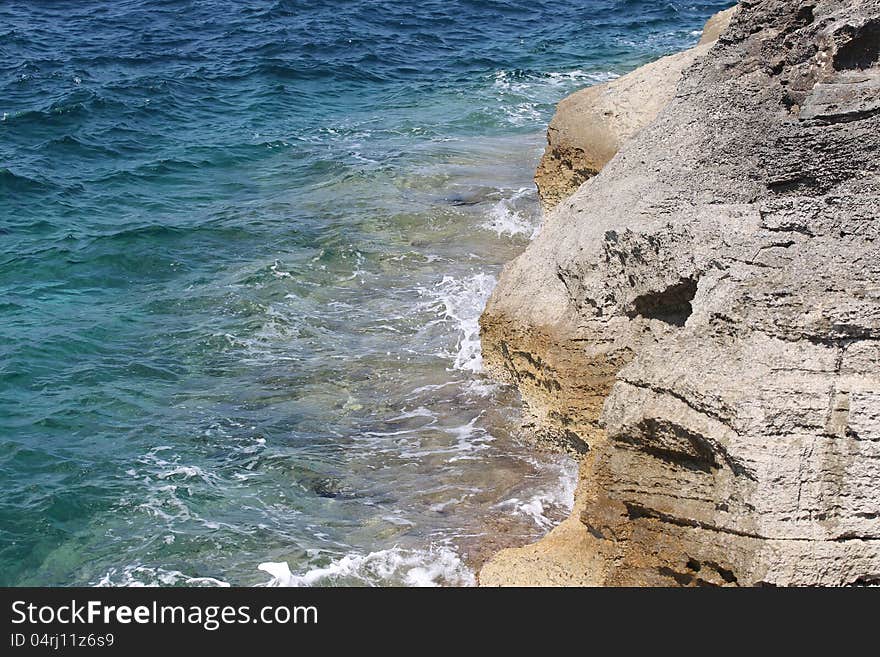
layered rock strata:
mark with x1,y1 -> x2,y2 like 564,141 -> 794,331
480,0 -> 880,586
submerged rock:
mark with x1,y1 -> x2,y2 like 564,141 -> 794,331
481,0 -> 880,586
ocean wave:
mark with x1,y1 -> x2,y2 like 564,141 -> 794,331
0,167 -> 53,193
421,273 -> 497,372
489,68 -> 620,127
2,89 -> 122,128
1,0 -> 731,586
396,414 -> 494,462
94,565 -> 229,587
492,68 -> 619,93
36,133 -> 121,159
496,455 -> 578,529
480,186 -> 539,237
258,545 -> 474,587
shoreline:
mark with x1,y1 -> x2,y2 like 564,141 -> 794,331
478,0 -> 880,586
476,6 -> 738,586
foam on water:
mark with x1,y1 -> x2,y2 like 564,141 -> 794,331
95,566 -> 230,588
396,414 -> 494,461
462,377 -> 503,398
422,273 -> 497,372
497,455 -> 579,529
481,186 -> 540,238
492,69 -> 620,94
156,465 -> 216,483
491,69 -> 620,125
258,545 -> 475,587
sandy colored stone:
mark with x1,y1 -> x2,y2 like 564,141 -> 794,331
535,6 -> 736,211
698,6 -> 738,44
480,0 -> 880,587
479,455 -> 607,586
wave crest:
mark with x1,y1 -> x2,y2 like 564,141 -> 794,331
258,545 -> 474,587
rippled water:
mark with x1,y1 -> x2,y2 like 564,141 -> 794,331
0,0 -> 730,586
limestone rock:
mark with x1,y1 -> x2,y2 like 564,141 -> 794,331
534,6 -> 736,211
480,0 -> 880,586
479,462 -> 606,586
699,6 -> 739,44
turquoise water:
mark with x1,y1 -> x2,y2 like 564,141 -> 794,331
1,0 -> 730,586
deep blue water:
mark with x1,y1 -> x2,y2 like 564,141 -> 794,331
1,0 -> 730,586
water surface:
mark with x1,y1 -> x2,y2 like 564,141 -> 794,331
0,0 -> 730,586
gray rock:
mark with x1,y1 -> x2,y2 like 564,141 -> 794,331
480,0 -> 880,586
534,7 -> 737,211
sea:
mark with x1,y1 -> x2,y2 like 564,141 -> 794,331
0,0 -> 730,586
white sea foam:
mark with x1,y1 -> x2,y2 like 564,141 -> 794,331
462,377 -> 502,398
258,545 -> 474,587
156,465 -> 215,483
497,455 -> 578,529
492,69 -> 619,95
387,406 -> 438,422
428,494 -> 469,513
136,484 -> 193,523
481,186 -> 539,238
422,273 -> 497,372
395,414 -> 494,461
270,259 -> 293,278
94,565 -> 229,588
406,381 -> 459,397
442,414 -> 493,461
126,446 -> 248,531
491,68 -> 620,126
502,102 -> 543,126
361,412 -> 493,462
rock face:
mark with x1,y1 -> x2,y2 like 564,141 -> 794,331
534,7 -> 736,212
698,6 -> 739,44
480,0 -> 880,586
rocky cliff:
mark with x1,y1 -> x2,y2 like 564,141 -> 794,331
479,0 -> 880,586
535,7 -> 736,211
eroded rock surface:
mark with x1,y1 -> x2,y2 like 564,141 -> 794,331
481,0 -> 880,586
534,7 -> 736,211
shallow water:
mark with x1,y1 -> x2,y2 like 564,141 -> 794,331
0,0 -> 731,586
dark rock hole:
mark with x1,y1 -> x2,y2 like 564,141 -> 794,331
796,5 -> 814,27
629,278 -> 698,327
833,20 -> 880,70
